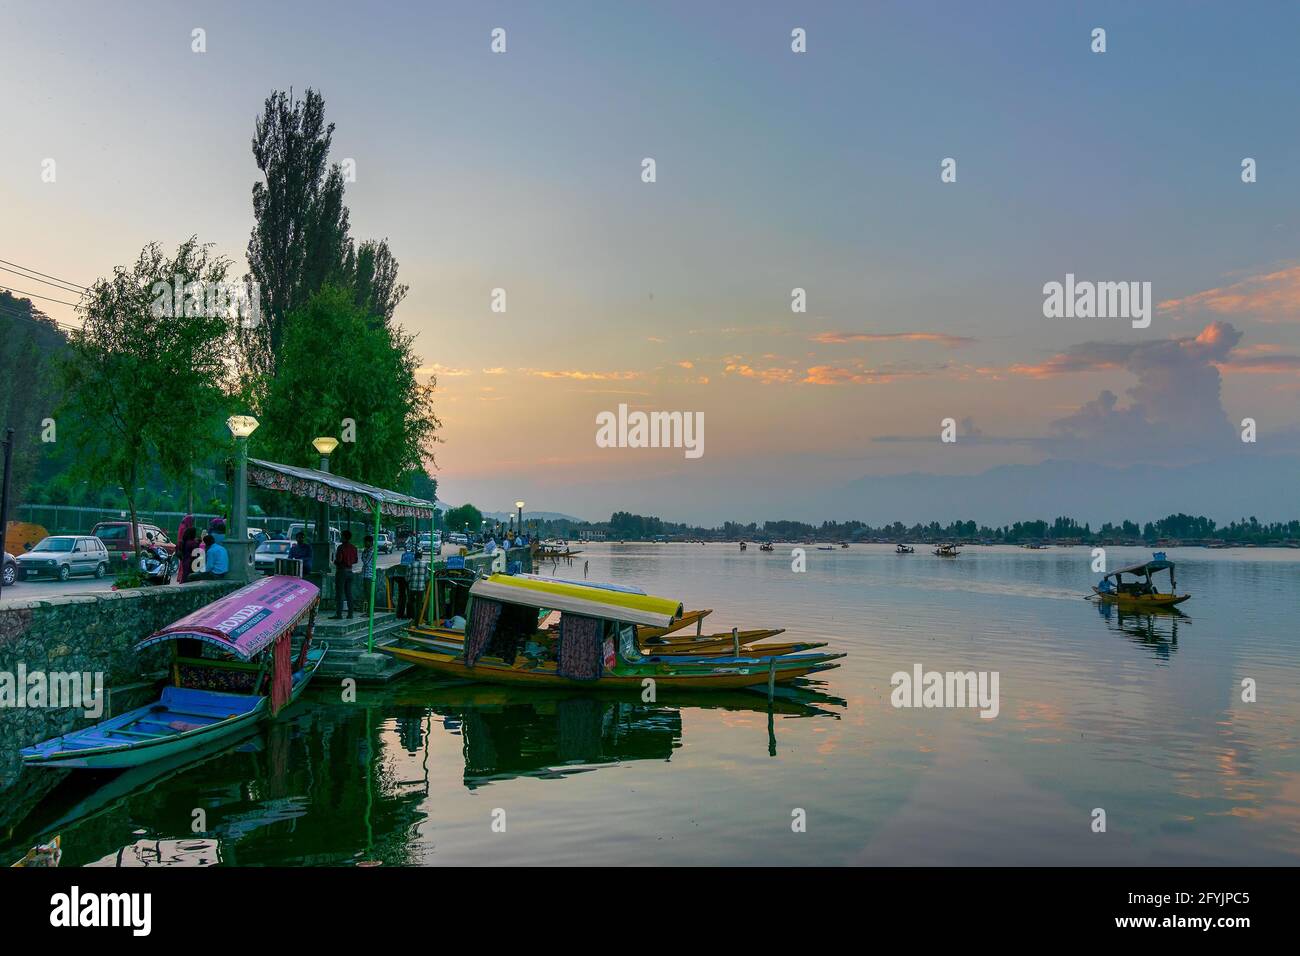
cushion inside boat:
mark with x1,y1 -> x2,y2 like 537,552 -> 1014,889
167,720 -> 208,732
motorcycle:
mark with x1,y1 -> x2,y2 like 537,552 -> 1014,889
139,538 -> 178,585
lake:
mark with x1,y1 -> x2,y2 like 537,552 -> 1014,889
6,543 -> 1299,865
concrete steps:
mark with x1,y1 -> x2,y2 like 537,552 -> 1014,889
293,610 -> 414,683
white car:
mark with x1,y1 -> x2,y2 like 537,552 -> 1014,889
16,536 -> 110,581
253,539 -> 294,574
377,532 -> 394,554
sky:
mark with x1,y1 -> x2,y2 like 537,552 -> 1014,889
4,0 -> 1300,524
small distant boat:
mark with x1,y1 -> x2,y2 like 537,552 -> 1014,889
21,576 -> 325,770
739,541 -> 747,551
759,541 -> 774,552
933,544 -> 961,557
1092,553 -> 1190,608
840,543 -> 849,549
816,545 -> 835,551
895,544 -> 915,554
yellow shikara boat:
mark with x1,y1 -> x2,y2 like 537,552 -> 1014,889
638,607 -> 713,640
384,574 -> 843,690
1092,554 -> 1191,608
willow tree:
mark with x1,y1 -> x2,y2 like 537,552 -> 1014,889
58,239 -> 232,560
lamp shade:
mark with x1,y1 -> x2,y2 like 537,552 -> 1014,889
227,415 -> 259,438
312,436 -> 340,456
515,500 -> 526,509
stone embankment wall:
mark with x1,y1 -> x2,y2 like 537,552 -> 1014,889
0,581 -> 241,797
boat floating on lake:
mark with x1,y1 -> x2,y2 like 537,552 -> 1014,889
21,575 -> 326,770
384,574 -> 843,690
895,544 -> 914,554
1092,553 -> 1190,609
933,544 -> 961,557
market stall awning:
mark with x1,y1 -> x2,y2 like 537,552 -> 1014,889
247,458 -> 437,518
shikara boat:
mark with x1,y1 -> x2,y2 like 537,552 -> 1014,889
933,544 -> 961,557
759,541 -> 774,552
895,544 -> 915,554
384,574 -> 843,690
637,607 -> 712,640
21,575 -> 326,771
1092,553 -> 1190,608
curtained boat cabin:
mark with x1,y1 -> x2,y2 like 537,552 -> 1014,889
384,574 -> 843,689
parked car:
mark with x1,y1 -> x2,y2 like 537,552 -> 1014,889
377,532 -> 394,554
253,539 -> 294,574
16,535 -> 110,581
91,521 -> 176,571
3,551 -> 18,586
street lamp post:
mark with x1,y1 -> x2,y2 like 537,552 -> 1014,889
0,428 -> 13,599
311,437 -> 339,582
515,500 -> 525,540
226,415 -> 259,582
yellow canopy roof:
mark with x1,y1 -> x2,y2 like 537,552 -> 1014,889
471,574 -> 682,628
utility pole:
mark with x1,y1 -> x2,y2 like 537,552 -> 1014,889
0,427 -> 14,599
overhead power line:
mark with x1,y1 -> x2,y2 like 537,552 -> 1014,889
0,258 -> 88,292
0,264 -> 86,295
0,284 -> 83,308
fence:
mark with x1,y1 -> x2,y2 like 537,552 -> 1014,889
13,503 -> 394,543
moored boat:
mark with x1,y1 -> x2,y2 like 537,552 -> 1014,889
384,575 -> 843,690
1092,553 -> 1190,608
933,544 -> 961,557
21,575 -> 326,771
895,544 -> 914,554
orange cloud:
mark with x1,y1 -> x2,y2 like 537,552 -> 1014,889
812,331 -> 975,347
722,359 -> 796,384
1159,266 -> 1300,322
527,368 -> 642,381
802,365 -> 924,385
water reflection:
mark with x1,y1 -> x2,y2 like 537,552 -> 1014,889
1093,599 -> 1185,661
389,682 -> 843,788
3,680 -> 843,866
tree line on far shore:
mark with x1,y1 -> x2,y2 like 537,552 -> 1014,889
5,89 -> 439,545
533,511 -> 1300,546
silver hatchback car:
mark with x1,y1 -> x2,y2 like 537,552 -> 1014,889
16,535 -> 110,581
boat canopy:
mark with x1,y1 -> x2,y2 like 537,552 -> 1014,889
1105,557 -> 1175,580
514,572 -> 646,595
136,575 -> 320,661
470,574 -> 681,628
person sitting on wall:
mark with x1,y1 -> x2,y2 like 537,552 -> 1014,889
189,534 -> 228,580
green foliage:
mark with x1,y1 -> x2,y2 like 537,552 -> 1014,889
242,88 -> 351,381
444,503 -> 483,532
56,238 -> 233,557
253,286 -> 438,489
0,292 -> 68,509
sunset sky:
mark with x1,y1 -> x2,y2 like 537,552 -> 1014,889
5,1 -> 1300,523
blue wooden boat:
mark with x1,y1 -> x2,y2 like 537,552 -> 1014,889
21,575 -> 325,770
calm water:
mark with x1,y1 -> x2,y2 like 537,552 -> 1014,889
6,543 -> 1300,866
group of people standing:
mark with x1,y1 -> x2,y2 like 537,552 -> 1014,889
169,515 -> 432,624
331,531 -> 428,621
